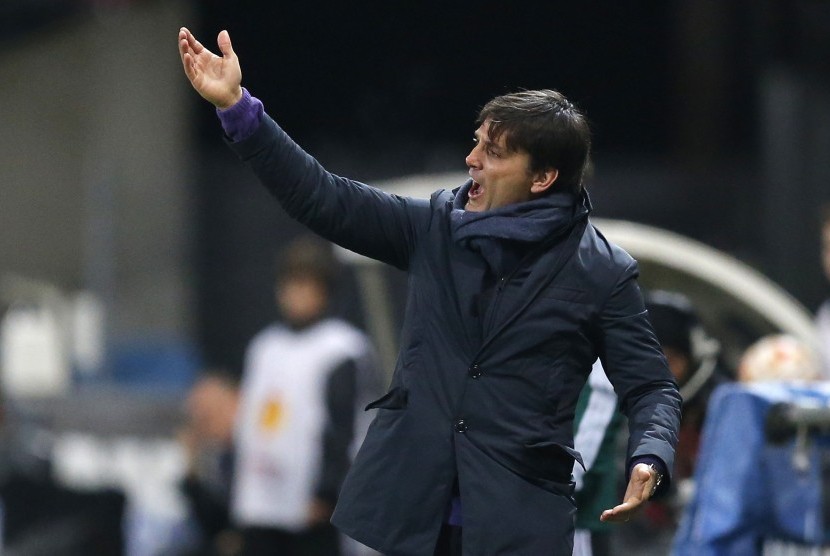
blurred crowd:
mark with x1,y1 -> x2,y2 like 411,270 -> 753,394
174,237 -> 381,556
0,236 -> 382,556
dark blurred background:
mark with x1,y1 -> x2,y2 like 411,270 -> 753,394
196,0 -> 830,373
1,0 -> 829,377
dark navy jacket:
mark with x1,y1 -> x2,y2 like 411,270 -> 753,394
228,115 -> 682,556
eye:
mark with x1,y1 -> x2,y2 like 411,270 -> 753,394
486,146 -> 501,158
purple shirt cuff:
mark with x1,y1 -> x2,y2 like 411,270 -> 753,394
216,87 -> 264,142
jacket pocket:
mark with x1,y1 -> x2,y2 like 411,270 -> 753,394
364,386 -> 408,411
524,440 -> 586,473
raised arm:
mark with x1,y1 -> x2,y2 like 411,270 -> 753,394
178,27 -> 243,109
177,27 -> 430,270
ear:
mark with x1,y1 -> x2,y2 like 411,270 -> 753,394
530,168 -> 559,194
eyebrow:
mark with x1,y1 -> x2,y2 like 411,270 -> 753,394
474,129 -> 503,153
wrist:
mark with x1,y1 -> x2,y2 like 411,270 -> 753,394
217,87 -> 244,110
647,463 -> 664,496
628,455 -> 668,498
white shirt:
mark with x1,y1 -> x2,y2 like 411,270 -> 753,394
231,319 -> 371,531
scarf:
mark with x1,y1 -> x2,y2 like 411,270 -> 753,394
449,180 -> 591,276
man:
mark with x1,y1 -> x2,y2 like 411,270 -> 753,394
231,236 -> 378,556
178,28 -> 681,556
178,370 -> 240,556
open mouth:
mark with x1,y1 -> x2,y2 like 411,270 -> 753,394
469,180 -> 483,200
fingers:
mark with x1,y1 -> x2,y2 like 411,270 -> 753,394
178,28 -> 189,58
179,49 -> 195,81
600,502 -> 634,523
178,25 -> 243,107
179,27 -> 206,54
217,29 -> 235,59
179,26 -> 217,84
178,28 -> 198,79
600,467 -> 653,524
179,47 -> 199,82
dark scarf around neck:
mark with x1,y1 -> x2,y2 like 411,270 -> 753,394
449,179 -> 591,275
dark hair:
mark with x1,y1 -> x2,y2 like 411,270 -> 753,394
477,89 -> 592,194
275,235 -> 338,291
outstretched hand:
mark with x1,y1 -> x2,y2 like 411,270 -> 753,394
178,27 -> 243,109
599,463 -> 659,524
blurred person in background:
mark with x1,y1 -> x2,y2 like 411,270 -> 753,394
816,205 -> 830,377
231,236 -> 379,556
178,28 -> 681,556
0,393 -> 125,555
178,370 -> 241,556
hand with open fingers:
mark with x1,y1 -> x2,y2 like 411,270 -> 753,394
178,27 -> 243,109
599,462 -> 659,524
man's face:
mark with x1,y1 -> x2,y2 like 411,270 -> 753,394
464,120 -> 537,212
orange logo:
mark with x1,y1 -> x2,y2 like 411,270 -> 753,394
259,397 -> 284,432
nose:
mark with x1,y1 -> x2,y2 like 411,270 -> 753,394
466,144 -> 482,169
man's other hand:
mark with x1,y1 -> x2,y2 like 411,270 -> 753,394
599,462 -> 659,523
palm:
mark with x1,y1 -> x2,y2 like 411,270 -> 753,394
191,49 -> 235,96
599,463 -> 656,523
179,28 -> 242,109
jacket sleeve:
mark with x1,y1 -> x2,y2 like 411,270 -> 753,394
226,114 -> 431,270
595,260 -> 682,487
